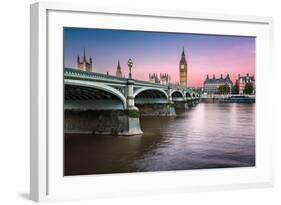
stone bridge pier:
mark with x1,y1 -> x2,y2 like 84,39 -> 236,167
174,101 -> 189,110
125,79 -> 143,135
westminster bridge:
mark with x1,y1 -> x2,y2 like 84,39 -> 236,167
64,68 -> 201,135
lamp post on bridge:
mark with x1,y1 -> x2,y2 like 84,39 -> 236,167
126,58 -> 137,110
124,58 -> 142,135
128,58 -> 133,79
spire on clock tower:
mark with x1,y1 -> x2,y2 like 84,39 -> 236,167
182,47 -> 185,57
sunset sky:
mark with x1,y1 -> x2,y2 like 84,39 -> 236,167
64,27 -> 255,87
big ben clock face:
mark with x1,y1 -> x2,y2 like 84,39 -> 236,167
181,64 -> 185,69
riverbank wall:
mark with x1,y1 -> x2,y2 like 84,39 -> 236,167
201,95 -> 255,103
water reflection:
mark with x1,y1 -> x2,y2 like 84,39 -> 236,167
64,103 -> 255,175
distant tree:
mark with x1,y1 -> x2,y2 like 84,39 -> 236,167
218,84 -> 230,95
244,83 -> 254,94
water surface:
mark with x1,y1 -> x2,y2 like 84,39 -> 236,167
64,103 -> 255,175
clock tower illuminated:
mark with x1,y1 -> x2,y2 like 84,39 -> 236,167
179,48 -> 188,87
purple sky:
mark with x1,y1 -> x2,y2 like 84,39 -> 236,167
64,27 -> 255,87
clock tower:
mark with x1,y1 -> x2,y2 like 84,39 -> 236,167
179,48 -> 188,87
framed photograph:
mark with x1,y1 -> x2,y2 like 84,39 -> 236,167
30,2 -> 274,202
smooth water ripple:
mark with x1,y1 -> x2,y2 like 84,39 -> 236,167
65,103 -> 255,175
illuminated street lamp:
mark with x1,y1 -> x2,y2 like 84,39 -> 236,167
128,58 -> 133,79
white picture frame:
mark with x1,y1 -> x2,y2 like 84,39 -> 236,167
30,2 -> 274,202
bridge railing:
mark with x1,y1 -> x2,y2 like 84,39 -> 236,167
64,68 -> 128,83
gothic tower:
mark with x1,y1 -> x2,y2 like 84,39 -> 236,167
179,48 -> 188,87
116,60 -> 123,78
77,48 -> 93,72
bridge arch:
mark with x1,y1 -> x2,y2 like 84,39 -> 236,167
134,87 -> 169,104
64,80 -> 127,109
133,87 -> 168,99
171,90 -> 184,98
185,92 -> 191,98
171,90 -> 185,102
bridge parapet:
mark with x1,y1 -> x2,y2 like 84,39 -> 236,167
65,68 -> 127,83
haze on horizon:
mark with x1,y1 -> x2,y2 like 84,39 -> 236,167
64,27 -> 255,87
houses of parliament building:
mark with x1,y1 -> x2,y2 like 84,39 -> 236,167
77,49 -> 93,72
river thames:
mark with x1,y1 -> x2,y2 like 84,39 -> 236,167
64,103 -> 255,176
